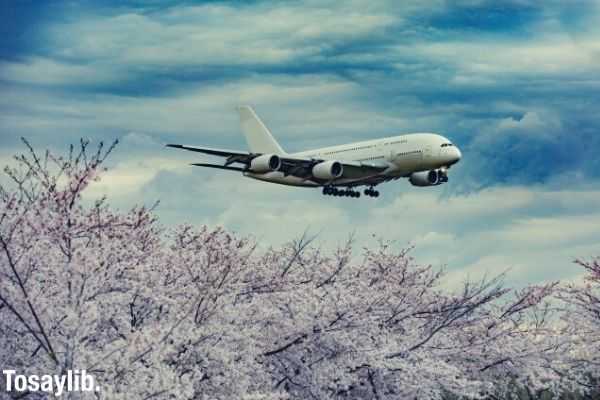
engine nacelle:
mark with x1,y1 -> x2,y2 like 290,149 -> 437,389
312,160 -> 343,180
249,154 -> 281,173
409,169 -> 448,187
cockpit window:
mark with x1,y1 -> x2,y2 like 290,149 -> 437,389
441,143 -> 453,147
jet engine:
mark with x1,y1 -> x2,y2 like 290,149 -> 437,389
409,169 -> 448,187
249,154 -> 281,173
312,160 -> 343,180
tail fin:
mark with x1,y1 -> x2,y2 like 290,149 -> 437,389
237,106 -> 286,155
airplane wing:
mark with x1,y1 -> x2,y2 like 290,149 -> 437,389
167,144 -> 388,181
340,161 -> 389,179
275,159 -> 387,181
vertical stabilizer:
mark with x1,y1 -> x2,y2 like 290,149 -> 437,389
238,106 -> 286,155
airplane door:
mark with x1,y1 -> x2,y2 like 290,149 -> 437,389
391,146 -> 424,173
423,145 -> 432,158
422,145 -> 432,168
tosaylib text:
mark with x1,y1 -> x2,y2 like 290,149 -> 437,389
3,369 -> 100,396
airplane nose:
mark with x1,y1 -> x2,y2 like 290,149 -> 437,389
447,146 -> 461,165
454,147 -> 462,162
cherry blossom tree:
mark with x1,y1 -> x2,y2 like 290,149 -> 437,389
0,140 -> 275,399
245,241 -> 579,399
556,257 -> 600,397
0,139 -> 593,399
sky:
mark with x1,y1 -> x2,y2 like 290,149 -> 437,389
1,0 -> 600,288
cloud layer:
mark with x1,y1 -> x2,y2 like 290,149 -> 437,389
1,0 -> 599,286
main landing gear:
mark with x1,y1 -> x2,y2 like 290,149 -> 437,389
322,186 -> 360,198
322,186 -> 380,199
364,187 -> 380,198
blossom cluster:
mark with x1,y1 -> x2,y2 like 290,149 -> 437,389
0,140 -> 597,399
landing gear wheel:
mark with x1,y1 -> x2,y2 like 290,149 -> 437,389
324,186 -> 362,198
345,188 -> 359,198
363,187 -> 379,198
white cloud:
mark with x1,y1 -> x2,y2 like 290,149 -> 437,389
83,132 -> 183,200
491,213 -> 600,248
497,112 -> 545,132
370,186 -> 536,225
410,37 -> 600,78
0,73 -> 409,150
118,162 -> 600,288
84,157 -> 184,200
442,254 -> 516,290
47,3 -> 397,68
0,57 -> 119,86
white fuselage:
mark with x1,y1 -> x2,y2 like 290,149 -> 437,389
244,133 -> 461,187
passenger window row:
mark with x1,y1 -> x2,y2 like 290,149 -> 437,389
357,155 -> 385,162
324,144 -> 375,156
386,139 -> 408,145
398,150 -> 422,156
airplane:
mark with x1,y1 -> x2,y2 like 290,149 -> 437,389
167,106 -> 462,199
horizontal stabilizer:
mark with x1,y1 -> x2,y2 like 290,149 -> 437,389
166,144 -> 250,157
190,163 -> 246,172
